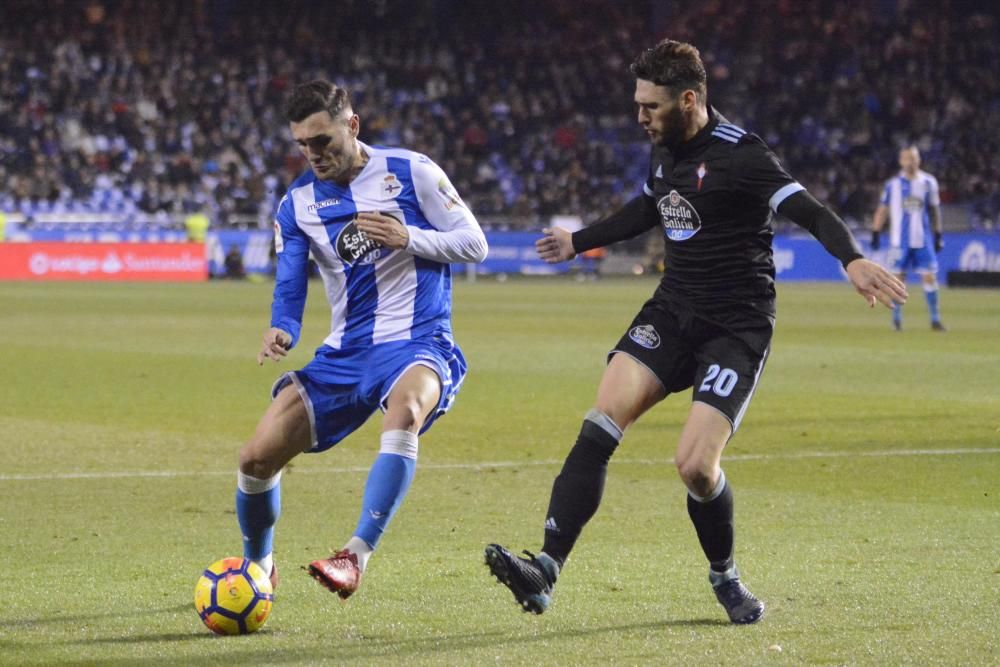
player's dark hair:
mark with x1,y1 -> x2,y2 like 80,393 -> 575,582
630,39 -> 707,101
283,80 -> 353,123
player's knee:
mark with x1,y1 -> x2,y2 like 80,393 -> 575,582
239,441 -> 282,480
592,402 -> 636,431
386,396 -> 425,432
676,458 -> 717,497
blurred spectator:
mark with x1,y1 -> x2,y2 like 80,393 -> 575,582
184,210 -> 210,242
0,0 -> 996,232
578,247 -> 607,281
223,244 -> 246,280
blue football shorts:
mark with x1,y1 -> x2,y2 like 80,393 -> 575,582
270,336 -> 467,453
888,246 -> 938,274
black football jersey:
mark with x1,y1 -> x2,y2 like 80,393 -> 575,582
645,110 -> 803,327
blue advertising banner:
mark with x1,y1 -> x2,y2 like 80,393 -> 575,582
774,233 -> 1000,283
6,225 -> 999,282
209,230 -> 274,275
476,231 -> 569,275
480,231 -> 1000,281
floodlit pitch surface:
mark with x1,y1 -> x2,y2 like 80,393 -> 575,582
1,278 -> 997,665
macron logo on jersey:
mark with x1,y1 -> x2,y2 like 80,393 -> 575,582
307,197 -> 341,213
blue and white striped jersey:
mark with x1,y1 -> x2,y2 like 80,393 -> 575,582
880,170 -> 940,249
271,143 -> 487,350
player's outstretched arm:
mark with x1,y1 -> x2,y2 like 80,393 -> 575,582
845,259 -> 907,309
536,227 -> 576,263
257,328 -> 293,365
777,190 -> 906,308
543,194 -> 659,264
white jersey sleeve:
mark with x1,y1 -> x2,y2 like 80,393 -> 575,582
405,158 -> 488,264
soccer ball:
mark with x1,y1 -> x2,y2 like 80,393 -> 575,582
194,557 -> 273,635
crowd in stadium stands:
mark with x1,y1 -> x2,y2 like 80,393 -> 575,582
0,0 -> 997,232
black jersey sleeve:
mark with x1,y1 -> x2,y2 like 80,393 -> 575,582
730,134 -> 805,211
643,151 -> 656,198
778,190 -> 864,267
571,194 -> 659,253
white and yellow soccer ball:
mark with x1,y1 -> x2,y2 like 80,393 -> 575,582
194,557 -> 273,635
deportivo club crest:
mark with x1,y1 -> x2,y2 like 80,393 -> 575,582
658,190 -> 702,241
381,174 -> 402,198
335,220 -> 383,265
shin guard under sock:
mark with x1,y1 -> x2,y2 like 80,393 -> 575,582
236,470 -> 282,564
541,410 -> 622,566
686,470 -> 735,573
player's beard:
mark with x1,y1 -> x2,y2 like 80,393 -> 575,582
656,104 -> 689,149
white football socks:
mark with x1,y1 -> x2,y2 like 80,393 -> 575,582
343,535 -> 374,572
237,469 -> 281,494
253,553 -> 273,577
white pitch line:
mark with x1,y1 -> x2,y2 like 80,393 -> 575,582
0,447 -> 997,482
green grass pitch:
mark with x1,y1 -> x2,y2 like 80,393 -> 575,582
1,278 -> 997,665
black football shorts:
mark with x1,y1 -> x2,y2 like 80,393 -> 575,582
610,298 -> 772,432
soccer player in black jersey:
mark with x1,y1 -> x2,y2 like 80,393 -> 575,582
484,39 -> 907,624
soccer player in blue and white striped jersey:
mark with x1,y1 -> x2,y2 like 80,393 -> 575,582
872,146 -> 946,331
235,80 -> 487,598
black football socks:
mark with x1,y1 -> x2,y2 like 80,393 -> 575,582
686,469 -> 735,573
541,409 -> 622,567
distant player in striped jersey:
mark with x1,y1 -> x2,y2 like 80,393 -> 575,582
871,146 -> 946,331
235,80 -> 488,598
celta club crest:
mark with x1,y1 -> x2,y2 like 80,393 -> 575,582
697,162 -> 707,191
658,189 -> 703,242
